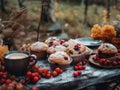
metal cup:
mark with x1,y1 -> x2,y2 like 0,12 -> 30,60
4,51 -> 37,76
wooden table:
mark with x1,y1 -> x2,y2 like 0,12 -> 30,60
1,47 -> 120,90
24,46 -> 120,90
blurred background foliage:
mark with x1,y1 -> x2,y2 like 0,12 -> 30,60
0,0 -> 120,49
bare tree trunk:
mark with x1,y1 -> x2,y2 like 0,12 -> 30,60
84,0 -> 88,24
49,0 -> 56,22
18,0 -> 26,9
0,0 -> 7,13
114,0 -> 118,6
41,0 -> 56,23
106,0 -> 111,22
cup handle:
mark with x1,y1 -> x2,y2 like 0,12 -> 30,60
27,54 -> 37,71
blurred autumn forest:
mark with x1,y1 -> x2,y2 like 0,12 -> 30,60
0,0 -> 120,49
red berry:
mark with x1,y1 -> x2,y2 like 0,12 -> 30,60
33,76 -> 39,83
106,60 -> 110,64
26,71 -> 32,77
76,63 -> 80,66
0,72 -> 3,76
112,61 -> 118,66
3,72 -> 8,75
21,80 -> 26,84
77,71 -> 82,75
25,77 -> 30,81
52,71 -> 58,77
30,57 -> 34,62
42,68 -> 49,75
100,59 -> 105,65
37,68 -> 42,74
118,49 -> 120,53
32,65 -> 40,71
37,75 -> 41,79
73,71 -> 79,77
34,72 -> 39,77
82,60 -> 87,65
3,74 -> 7,79
81,66 -> 86,70
59,69 -> 63,74
32,73 -> 36,77
74,66 -> 79,71
92,56 -> 97,60
99,60 -> 103,65
55,68 -> 61,73
6,79 -> 12,84
0,78 -> 6,84
78,66 -> 83,70
103,60 -> 108,66
118,61 -> 120,65
46,73 -> 51,79
60,40 -> 65,44
31,86 -> 38,90
1,66 -> 5,71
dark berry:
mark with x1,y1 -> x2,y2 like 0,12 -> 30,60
74,46 -> 79,51
46,73 -> 51,79
112,61 -> 118,66
64,57 -> 68,60
81,66 -> 86,70
118,49 -> 120,53
26,71 -> 32,77
55,68 -> 61,73
73,71 -> 79,77
82,60 -> 87,65
33,76 -> 39,83
30,57 -> 34,62
77,71 -> 82,75
59,69 -> 63,74
49,42 -> 53,46
52,71 -> 58,77
74,66 -> 79,71
60,40 -> 65,44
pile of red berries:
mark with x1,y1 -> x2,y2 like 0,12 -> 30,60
0,65 -> 24,90
23,71 -> 41,84
1,81 -> 24,90
22,64 -> 64,84
73,60 -> 87,77
52,68 -> 63,77
93,54 -> 120,66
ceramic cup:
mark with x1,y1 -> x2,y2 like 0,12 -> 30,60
4,51 -> 37,76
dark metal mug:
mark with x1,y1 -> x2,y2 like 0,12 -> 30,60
4,51 -> 37,76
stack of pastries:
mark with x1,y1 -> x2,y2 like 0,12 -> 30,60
20,37 -> 92,70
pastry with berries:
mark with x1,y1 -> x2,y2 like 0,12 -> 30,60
30,41 -> 48,59
98,43 -> 117,58
48,51 -> 72,70
91,43 -> 120,67
47,45 -> 67,55
45,37 -> 60,47
62,39 -> 78,47
67,43 -> 87,63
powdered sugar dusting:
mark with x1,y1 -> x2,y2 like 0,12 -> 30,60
48,51 -> 72,64
98,43 -> 117,53
30,41 -> 48,51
